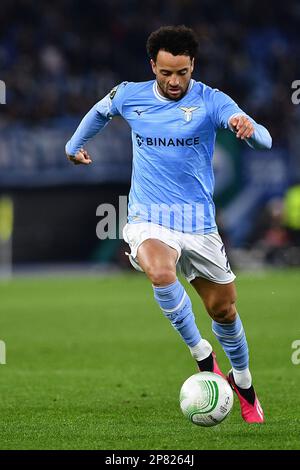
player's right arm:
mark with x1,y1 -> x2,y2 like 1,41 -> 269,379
65,83 -> 126,165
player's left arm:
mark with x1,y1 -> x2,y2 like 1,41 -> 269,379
228,113 -> 272,150
207,88 -> 272,150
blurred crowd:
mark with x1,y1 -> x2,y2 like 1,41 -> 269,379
228,184 -> 300,268
247,185 -> 300,266
0,0 -> 300,145
1,0 -> 300,265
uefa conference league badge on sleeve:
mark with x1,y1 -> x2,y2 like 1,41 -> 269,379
109,82 -> 128,100
109,85 -> 118,100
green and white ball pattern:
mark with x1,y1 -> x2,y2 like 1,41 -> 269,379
180,372 -> 234,427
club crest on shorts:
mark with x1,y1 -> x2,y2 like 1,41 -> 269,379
179,106 -> 199,122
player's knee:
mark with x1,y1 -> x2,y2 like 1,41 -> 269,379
147,267 -> 176,286
208,300 -> 237,323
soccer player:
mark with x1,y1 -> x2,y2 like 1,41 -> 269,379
66,25 -> 271,423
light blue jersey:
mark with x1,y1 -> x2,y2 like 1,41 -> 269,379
66,79 -> 272,233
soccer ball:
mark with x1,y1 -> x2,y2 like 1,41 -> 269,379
179,372 -> 234,427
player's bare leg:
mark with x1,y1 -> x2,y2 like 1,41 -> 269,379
190,277 -> 237,322
137,239 -> 215,371
191,277 -> 264,423
137,239 -> 177,286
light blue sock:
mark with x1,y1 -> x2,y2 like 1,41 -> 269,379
153,279 -> 201,347
212,314 -> 249,371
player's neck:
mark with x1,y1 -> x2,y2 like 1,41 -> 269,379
155,79 -> 194,101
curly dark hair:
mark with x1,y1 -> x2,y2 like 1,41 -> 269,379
146,25 -> 198,62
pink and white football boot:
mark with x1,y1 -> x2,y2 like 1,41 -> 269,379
197,351 -> 226,379
211,351 -> 226,379
227,370 -> 264,423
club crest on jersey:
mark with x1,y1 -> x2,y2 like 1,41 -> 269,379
179,106 -> 199,122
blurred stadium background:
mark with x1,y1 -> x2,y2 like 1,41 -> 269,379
0,0 -> 300,451
1,0 -> 300,275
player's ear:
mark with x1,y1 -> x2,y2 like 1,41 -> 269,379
150,59 -> 157,75
190,58 -> 194,73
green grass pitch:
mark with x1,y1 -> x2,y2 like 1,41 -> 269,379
0,269 -> 300,450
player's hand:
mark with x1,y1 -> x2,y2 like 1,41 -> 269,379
67,148 -> 92,165
229,115 -> 254,140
